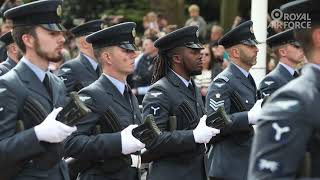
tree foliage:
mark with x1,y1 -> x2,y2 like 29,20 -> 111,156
62,0 -> 150,29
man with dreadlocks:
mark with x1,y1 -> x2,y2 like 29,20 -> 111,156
142,26 -> 220,180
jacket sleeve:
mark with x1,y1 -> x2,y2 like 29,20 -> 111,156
64,92 -> 122,161
206,78 -> 251,133
0,80 -> 45,166
142,85 -> 198,154
248,89 -> 312,179
258,76 -> 279,99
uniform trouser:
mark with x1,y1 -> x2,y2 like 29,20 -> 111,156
14,161 -> 69,180
209,178 -> 225,180
78,166 -> 139,180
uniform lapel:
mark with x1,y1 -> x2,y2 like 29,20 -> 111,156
130,88 -> 142,124
230,63 -> 256,93
7,58 -> 17,68
1,57 -> 16,70
277,64 -> 295,82
99,75 -> 132,112
192,78 -> 205,115
2,57 -> 17,69
79,53 -> 98,78
49,72 -> 63,106
167,70 -> 196,101
15,61 -> 52,103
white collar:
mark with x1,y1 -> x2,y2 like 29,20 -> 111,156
233,63 -> 249,77
21,56 -> 47,82
279,62 -> 295,75
171,69 -> 192,87
83,53 -> 98,71
104,74 -> 126,94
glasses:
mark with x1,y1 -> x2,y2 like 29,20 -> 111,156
201,53 -> 210,57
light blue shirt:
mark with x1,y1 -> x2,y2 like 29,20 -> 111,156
233,63 -> 249,77
171,69 -> 192,87
279,62 -> 295,76
21,56 -> 47,82
104,74 -> 126,95
83,53 -> 98,71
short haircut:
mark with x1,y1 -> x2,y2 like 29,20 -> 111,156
271,44 -> 288,58
188,4 -> 200,13
93,46 -> 114,66
11,25 -> 36,54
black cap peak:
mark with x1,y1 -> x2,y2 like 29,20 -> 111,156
154,26 -> 203,51
218,20 -> 259,48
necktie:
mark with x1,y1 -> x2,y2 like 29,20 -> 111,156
188,82 -> 195,96
293,71 -> 299,78
247,73 -> 256,89
188,82 -> 195,91
43,73 -> 52,99
123,85 -> 133,110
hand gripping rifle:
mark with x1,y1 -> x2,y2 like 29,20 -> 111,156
132,114 -> 162,146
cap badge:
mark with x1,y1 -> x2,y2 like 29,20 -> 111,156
132,28 -> 136,37
101,23 -> 108,29
56,5 -> 62,17
250,26 -> 254,34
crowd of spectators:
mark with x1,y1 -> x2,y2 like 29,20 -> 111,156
0,2 -> 285,104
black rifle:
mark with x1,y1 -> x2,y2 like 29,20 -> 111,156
230,90 -> 247,112
19,92 -> 91,129
141,102 -> 199,163
18,94 -> 90,179
176,101 -> 198,129
206,106 -> 232,143
103,107 -> 122,132
10,92 -> 90,180
3,96 -> 49,180
206,106 -> 231,131
57,92 -> 91,126
132,114 -> 161,146
67,107 -> 128,178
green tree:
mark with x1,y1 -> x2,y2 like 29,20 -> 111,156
62,0 -> 150,31
150,0 -> 185,27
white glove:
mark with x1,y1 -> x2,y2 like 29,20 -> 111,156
121,125 -> 146,155
193,115 -> 220,144
34,107 -> 77,143
248,99 -> 263,125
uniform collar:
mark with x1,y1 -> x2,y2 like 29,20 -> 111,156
82,53 -> 98,71
279,62 -> 295,76
103,73 -> 126,94
21,56 -> 47,82
171,69 -> 192,87
232,62 -> 249,77
7,57 -> 17,66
